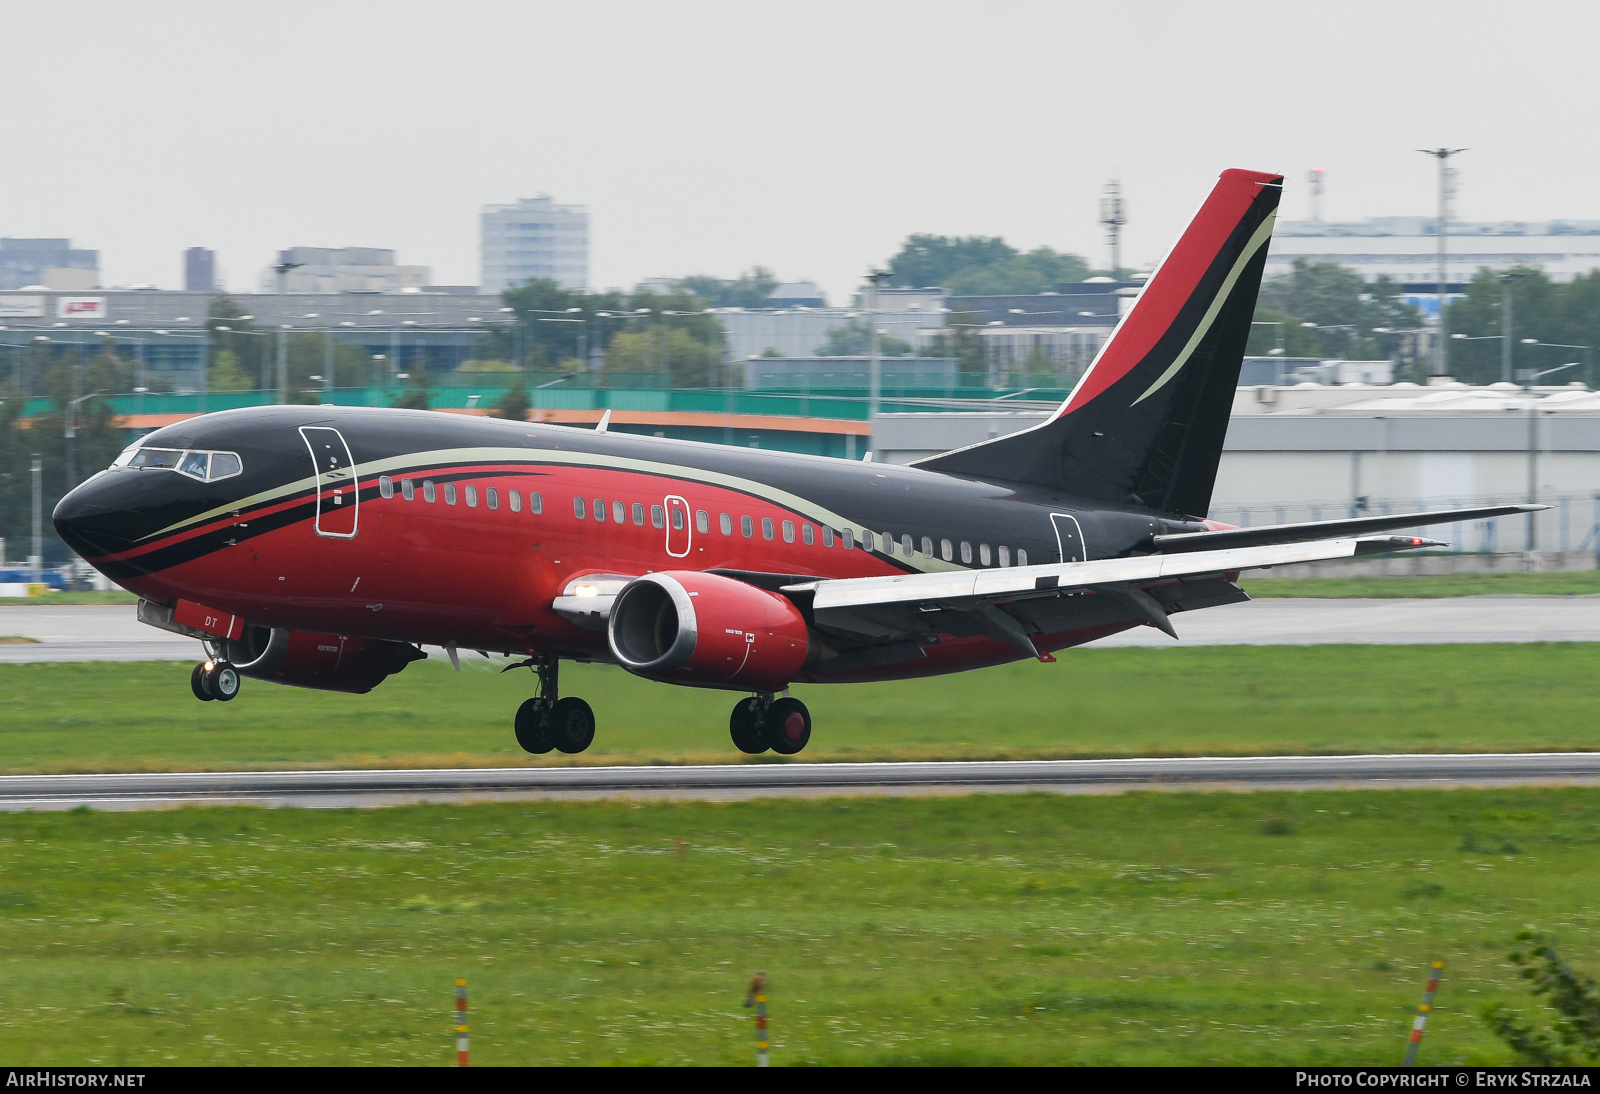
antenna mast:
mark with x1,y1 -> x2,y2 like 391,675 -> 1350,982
1100,180 -> 1127,280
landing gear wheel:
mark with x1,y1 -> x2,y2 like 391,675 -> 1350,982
207,661 -> 241,702
190,663 -> 216,702
730,697 -> 769,755
549,697 -> 596,755
764,697 -> 811,755
514,698 -> 555,754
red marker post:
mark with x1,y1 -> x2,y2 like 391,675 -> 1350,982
455,978 -> 469,1066
1401,961 -> 1443,1066
743,972 -> 769,1067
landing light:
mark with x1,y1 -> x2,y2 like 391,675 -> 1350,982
203,660 -> 215,671
573,584 -> 599,598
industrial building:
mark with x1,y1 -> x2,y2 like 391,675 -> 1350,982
259,247 -> 431,294
480,195 -> 589,293
1267,217 -> 1600,284
0,238 -> 99,291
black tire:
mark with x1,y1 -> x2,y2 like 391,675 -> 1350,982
730,697 -> 768,755
514,698 -> 555,755
210,662 -> 241,702
190,663 -> 216,702
549,697 -> 596,755
764,697 -> 811,755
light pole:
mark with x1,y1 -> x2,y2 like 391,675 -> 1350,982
273,259 -> 303,404
1449,332 -> 1500,382
1497,273 -> 1525,383
1515,360 -> 1583,552
864,270 -> 890,433
30,455 -> 42,584
1250,320 -> 1286,357
1521,339 -> 1594,390
1418,148 -> 1466,377
64,390 -> 105,491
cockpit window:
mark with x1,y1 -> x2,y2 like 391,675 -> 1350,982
121,446 -> 243,482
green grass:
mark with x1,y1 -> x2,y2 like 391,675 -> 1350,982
2,644 -> 1598,774
0,788 -> 1593,1065
1242,570 -> 1600,598
0,591 -> 140,605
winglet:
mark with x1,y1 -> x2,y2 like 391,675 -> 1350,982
596,409 -> 612,434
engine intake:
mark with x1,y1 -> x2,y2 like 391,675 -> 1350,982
608,571 -> 809,691
224,626 -> 425,694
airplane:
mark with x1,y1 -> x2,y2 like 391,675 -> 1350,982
53,168 -> 1539,758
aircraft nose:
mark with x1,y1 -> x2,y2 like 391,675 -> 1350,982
53,473 -> 136,559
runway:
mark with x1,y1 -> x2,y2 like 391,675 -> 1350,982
3,597 -> 1599,663
3,753 -> 1599,811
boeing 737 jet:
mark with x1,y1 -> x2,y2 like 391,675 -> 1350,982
53,168 -> 1537,757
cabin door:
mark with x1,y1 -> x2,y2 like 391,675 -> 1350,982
299,426 -> 359,538
1051,513 -> 1085,563
664,494 -> 692,557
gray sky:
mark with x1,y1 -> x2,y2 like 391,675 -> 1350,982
4,0 -> 1597,303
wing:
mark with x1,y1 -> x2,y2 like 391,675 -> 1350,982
781,534 -> 1436,669
1154,504 -> 1543,553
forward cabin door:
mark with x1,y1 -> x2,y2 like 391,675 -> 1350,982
664,494 -> 691,558
300,426 -> 359,538
1051,513 -> 1085,563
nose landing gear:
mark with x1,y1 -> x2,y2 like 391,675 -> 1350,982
512,656 -> 595,755
729,693 -> 811,755
190,658 -> 240,702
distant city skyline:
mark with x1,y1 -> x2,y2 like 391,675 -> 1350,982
3,1 -> 1600,303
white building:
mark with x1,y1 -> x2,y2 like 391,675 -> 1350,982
1267,218 -> 1600,284
480,195 -> 589,294
260,248 -> 430,294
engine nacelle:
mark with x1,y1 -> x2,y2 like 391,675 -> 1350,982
607,571 -> 810,691
223,626 -> 425,694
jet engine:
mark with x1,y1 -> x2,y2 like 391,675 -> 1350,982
607,571 -> 809,691
223,626 -> 426,694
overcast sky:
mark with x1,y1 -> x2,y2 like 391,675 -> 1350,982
4,0 -> 1597,302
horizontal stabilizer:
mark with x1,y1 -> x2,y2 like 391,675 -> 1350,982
1153,504 -> 1546,553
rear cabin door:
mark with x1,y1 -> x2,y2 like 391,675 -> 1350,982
1051,512 -> 1085,563
664,494 -> 691,557
300,426 -> 359,538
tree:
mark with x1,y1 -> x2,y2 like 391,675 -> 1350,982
814,318 -> 911,357
490,381 -> 531,422
604,327 -> 722,387
884,235 -> 1091,295
207,349 -> 253,392
1483,931 -> 1600,1065
919,310 -> 987,374
1252,260 -> 1426,367
676,268 -> 782,308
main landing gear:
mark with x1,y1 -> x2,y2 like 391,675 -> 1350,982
729,693 -> 811,756
512,656 -> 595,755
189,657 -> 241,702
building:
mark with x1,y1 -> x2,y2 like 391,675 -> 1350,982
742,355 -> 958,391
259,247 -> 430,294
480,195 -> 589,293
0,238 -> 99,291
184,248 -> 216,292
1267,218 -> 1600,284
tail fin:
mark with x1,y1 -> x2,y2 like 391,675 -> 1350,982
914,168 -> 1283,518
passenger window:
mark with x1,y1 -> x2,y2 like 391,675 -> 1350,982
960,541 -> 973,564
741,515 -> 754,538
573,497 -> 586,519
696,510 -> 709,534
1017,548 -> 1028,566
530,492 -> 543,514
379,475 -> 394,499
803,523 -> 815,546
720,513 -> 733,535
921,536 -> 933,557
633,503 -> 645,526
823,527 -> 835,547
782,520 -> 795,543
672,508 -> 685,531
761,517 -> 775,541
509,490 -> 521,513
941,538 -> 953,561
210,452 -> 241,479
980,543 -> 991,566
883,533 -> 895,555
465,485 -> 478,508
401,479 -> 415,501
862,530 -> 875,552
423,480 -> 436,503
902,534 -> 913,556
998,546 -> 1010,567
841,528 -> 854,549
593,499 -> 606,523
651,505 -> 664,528
487,488 -> 498,510
613,500 -> 625,524
444,483 -> 457,505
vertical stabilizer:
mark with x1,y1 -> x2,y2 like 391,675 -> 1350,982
914,168 -> 1283,518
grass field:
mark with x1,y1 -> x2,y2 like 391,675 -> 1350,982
1241,570 -> 1600,599
0,788 -> 1594,1065
0,591 -> 139,605
2,644 -> 1598,773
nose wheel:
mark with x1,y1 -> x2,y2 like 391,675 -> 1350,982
729,694 -> 810,755
512,656 -> 595,755
190,659 -> 241,702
